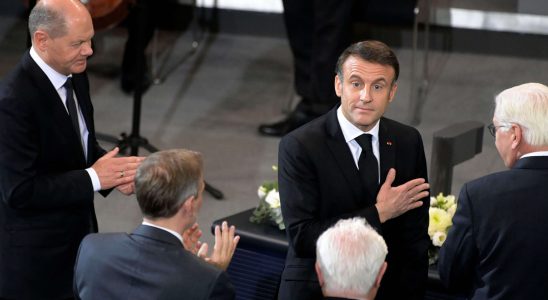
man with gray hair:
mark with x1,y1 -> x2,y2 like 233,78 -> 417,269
74,149 -> 240,299
315,217 -> 388,300
439,83 -> 548,299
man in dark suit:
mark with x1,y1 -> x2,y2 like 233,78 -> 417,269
438,83 -> 548,299
315,217 -> 388,300
74,149 -> 239,299
0,0 -> 143,299
278,40 -> 431,300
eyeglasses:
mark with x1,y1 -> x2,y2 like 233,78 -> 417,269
487,123 -> 510,137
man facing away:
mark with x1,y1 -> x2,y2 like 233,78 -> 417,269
316,217 -> 388,300
438,83 -> 548,299
0,0 -> 143,298
278,40 -> 430,300
74,149 -> 240,299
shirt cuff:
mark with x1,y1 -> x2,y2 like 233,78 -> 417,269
86,167 -> 101,192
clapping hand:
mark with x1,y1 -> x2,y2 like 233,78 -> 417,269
182,223 -> 203,255
92,147 -> 145,191
196,221 -> 240,271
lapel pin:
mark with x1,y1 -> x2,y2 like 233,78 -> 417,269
386,141 -> 392,146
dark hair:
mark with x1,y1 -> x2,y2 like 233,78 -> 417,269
335,40 -> 399,83
135,149 -> 203,219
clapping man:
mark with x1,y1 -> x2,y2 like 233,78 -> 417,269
74,149 -> 240,299
0,0 -> 143,298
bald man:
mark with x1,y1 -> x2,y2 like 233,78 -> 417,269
0,0 -> 143,298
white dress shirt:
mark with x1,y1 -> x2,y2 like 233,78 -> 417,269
30,47 -> 101,191
337,106 -> 380,182
142,220 -> 184,245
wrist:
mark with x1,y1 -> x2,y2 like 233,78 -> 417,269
375,203 -> 388,223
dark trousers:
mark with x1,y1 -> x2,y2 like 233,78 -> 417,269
282,0 -> 355,116
121,0 -> 163,85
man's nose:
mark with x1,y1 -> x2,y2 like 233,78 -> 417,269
82,41 -> 93,57
360,87 -> 372,102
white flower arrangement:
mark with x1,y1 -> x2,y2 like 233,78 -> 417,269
249,166 -> 285,230
428,193 -> 457,265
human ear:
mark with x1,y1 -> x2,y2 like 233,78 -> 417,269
388,83 -> 398,103
374,262 -> 388,288
511,124 -> 522,150
335,75 -> 342,97
33,30 -> 49,51
315,261 -> 325,287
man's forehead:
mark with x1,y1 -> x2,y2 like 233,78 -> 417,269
344,59 -> 395,81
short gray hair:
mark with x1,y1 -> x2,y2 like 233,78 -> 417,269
135,149 -> 203,219
316,217 -> 388,295
28,1 -> 68,39
494,83 -> 548,146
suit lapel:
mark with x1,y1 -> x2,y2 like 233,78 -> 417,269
379,118 -> 396,184
23,52 -> 87,165
72,73 -> 94,165
324,108 -> 364,202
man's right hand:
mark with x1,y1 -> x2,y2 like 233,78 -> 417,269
375,168 -> 430,223
197,221 -> 240,271
91,147 -> 145,190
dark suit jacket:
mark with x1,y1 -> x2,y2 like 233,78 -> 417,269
278,107 -> 429,300
438,156 -> 548,299
73,225 -> 236,300
0,51 -> 106,299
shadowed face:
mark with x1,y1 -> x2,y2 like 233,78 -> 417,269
335,56 -> 397,132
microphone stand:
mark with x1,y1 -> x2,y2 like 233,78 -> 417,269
94,1 -> 224,200
96,56 -> 224,199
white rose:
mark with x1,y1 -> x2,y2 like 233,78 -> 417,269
265,190 -> 281,208
258,186 -> 268,199
432,231 -> 447,247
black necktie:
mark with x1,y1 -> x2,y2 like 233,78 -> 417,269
355,134 -> 379,194
64,78 -> 83,150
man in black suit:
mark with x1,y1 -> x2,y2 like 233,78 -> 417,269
438,83 -> 548,299
0,0 -> 143,298
74,149 -> 239,299
315,217 -> 388,300
278,40 -> 430,300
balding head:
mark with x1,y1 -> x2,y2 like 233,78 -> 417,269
29,0 -> 94,75
29,0 -> 91,40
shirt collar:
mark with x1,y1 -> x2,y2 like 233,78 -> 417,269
30,46 -> 71,90
337,106 -> 380,142
142,220 -> 184,244
521,151 -> 548,158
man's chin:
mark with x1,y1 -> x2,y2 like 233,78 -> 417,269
71,62 -> 87,74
